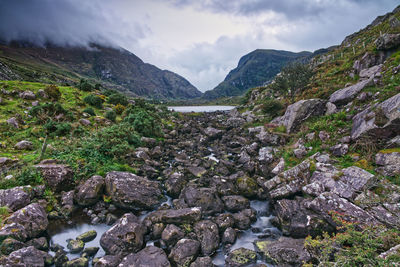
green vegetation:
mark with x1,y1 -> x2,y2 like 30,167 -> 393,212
84,94 -> 103,109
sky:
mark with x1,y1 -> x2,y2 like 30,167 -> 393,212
0,0 -> 399,92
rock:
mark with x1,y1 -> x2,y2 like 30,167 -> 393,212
179,185 -> 224,215
67,239 -> 85,253
236,176 -> 260,198
82,246 -> 99,257
0,246 -> 52,267
213,213 -> 235,232
222,195 -> 250,212
325,102 -> 337,115
14,140 -> 33,150
294,145 -> 307,158
190,256 -> 216,267
273,99 -> 327,133
258,147 -> 274,163
64,257 -> 89,267
165,172 -> 186,197
194,220 -> 219,256
204,127 -> 223,140
6,117 -> 19,128
187,166 -> 207,177
35,163 -> 74,192
375,151 -> 400,176
75,175 -> 104,206
54,250 -> 68,266
379,244 -> 400,260
375,33 -> 400,50
19,90 -> 36,100
271,158 -> 285,175
329,78 -> 373,106
0,223 -> 29,242
105,171 -> 163,210
318,131 -> 330,141
225,248 -> 257,267
79,119 -> 91,126
0,238 -> 26,255
94,255 -> 122,267
26,237 -> 48,251
226,117 -> 246,128
305,132 -> 315,141
100,213 -> 145,256
255,237 -> 311,266
169,239 -> 200,267
353,52 -> 385,74
264,160 -> 311,199
144,208 -> 202,226
161,224 -> 184,247
0,186 -> 31,211
140,137 -> 157,147
36,89 -> 47,98
119,246 -> 170,267
2,203 -> 48,241
77,230 -> 97,242
359,64 -> 383,79
330,143 -> 349,156
222,227 -> 236,244
233,209 -> 257,230
351,93 -> 400,140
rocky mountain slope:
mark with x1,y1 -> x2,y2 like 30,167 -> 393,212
203,49 -> 312,100
0,42 -> 202,100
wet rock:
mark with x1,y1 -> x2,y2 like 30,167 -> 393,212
144,207 -> 202,227
77,230 -> 97,242
272,99 -> 326,133
94,255 -> 122,267
375,33 -> 400,50
375,151 -> 400,176
194,220 -> 219,256
213,213 -> 235,232
329,78 -> 373,106
0,186 -> 31,211
67,239 -> 85,253
330,143 -> 349,156
222,195 -> 250,212
100,213 -> 145,256
222,227 -> 236,245
64,257 -> 89,267
105,171 -> 163,210
255,237 -> 311,266
82,246 -> 99,258
236,176 -> 260,198
169,239 -> 200,267
14,140 -> 33,150
35,163 -> 74,192
179,185 -> 224,215
161,224 -> 184,247
233,209 -> 257,230
190,256 -> 216,267
165,172 -> 186,198
26,237 -> 48,251
75,175 -> 104,206
225,248 -> 257,267
119,246 -> 170,267
0,246 -> 52,267
0,238 -> 26,255
105,213 -> 118,226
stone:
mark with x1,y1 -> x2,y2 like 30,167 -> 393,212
26,237 -> 48,251
190,256 -> 216,267
0,238 -> 26,255
169,239 -> 200,267
77,230 -> 97,242
325,102 -> 337,115
165,172 -> 186,197
144,208 -> 202,226
225,248 -> 257,267
271,158 -> 285,175
67,239 -> 85,253
119,246 -> 170,267
105,171 -> 163,210
329,78 -> 373,106
100,213 -> 145,256
6,117 -> 19,128
19,90 -> 36,100
0,246 -> 52,267
330,143 -> 349,156
318,131 -> 330,141
273,99 -> 327,133
161,224 -> 184,247
258,147 -> 274,163
222,227 -> 236,244
375,151 -> 400,176
255,237 -> 311,266
203,127 -> 223,140
233,209 -> 257,230
35,163 -> 74,192
0,186 -> 31,211
179,185 -> 224,215
375,33 -> 400,50
14,140 -> 33,150
75,175 -> 104,206
82,246 -> 99,257
359,64 -> 383,79
64,257 -> 89,267
79,119 -> 91,126
213,213 -> 235,232
222,195 -> 250,212
194,220 -> 219,256
236,176 -> 260,198
94,255 -> 122,267
187,166 -> 207,177
294,145 -> 307,158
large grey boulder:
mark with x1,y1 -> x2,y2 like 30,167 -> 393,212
144,207 -> 202,227
14,140 -> 33,150
169,239 -> 200,267
105,171 -> 164,210
194,220 -> 219,256
100,213 -> 145,256
375,33 -> 400,50
375,151 -> 400,176
0,246 -> 52,267
329,78 -> 373,106
272,99 -> 326,133
75,175 -> 104,206
35,163 -> 74,192
351,93 -> 400,139
0,186 -> 32,211
19,91 -> 36,100
119,246 -> 170,267
179,185 -> 224,215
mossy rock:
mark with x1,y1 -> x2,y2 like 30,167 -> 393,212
76,230 -> 97,243
236,176 -> 259,198
225,247 -> 257,266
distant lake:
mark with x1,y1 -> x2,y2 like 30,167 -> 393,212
168,105 -> 236,113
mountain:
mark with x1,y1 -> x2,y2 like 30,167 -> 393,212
203,49 -> 312,100
0,42 -> 202,100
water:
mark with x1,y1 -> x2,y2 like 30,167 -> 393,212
212,200 -> 281,266
168,105 -> 235,113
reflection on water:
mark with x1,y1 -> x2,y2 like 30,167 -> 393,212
168,106 -> 235,113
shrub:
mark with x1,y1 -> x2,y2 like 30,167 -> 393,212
83,107 -> 95,116
44,120 -> 72,137
84,94 -> 103,109
78,79 -> 94,92
124,108 -> 162,137
94,83 -> 101,90
105,110 -> 116,122
108,93 -> 128,106
261,99 -> 284,118
44,85 -> 61,101
114,104 -> 125,115
29,103 -> 72,124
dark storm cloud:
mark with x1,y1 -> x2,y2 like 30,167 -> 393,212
0,0 -> 145,46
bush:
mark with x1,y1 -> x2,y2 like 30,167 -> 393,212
123,108 -> 162,137
44,85 -> 61,101
105,110 -> 116,122
261,99 -> 284,118
78,79 -> 94,92
84,94 -> 103,109
83,107 -> 95,116
29,103 -> 73,124
44,120 -> 72,137
108,93 -> 128,106
114,104 -> 125,115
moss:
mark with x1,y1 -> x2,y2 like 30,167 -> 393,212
229,248 -> 257,264
379,147 -> 400,154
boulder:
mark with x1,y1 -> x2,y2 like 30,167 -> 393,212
0,246 -> 52,267
19,91 -> 36,100
222,227 -> 236,245
258,147 -> 274,163
359,64 -> 383,79
165,172 -> 186,197
233,209 -> 257,230
35,163 -> 74,192
194,220 -> 219,256
94,255 -> 122,267
77,230 -> 97,242
79,119 -> 91,126
375,151 -> 400,176
144,207 -> 202,226
236,176 -> 260,198
119,246 -> 170,267
6,117 -> 19,128
100,213 -> 145,256
375,33 -> 400,50
329,78 -> 373,106
169,239 -> 200,267
255,237 -> 311,266
161,224 -> 184,247
225,248 -> 257,267
203,127 -> 223,140
330,143 -> 349,157
105,171 -> 163,210
64,257 -> 88,267
222,195 -> 250,212
190,256 -> 216,267
67,239 -> 85,253
272,99 -> 326,133
353,52 -> 385,74
14,140 -> 33,150
0,186 -> 31,211
75,175 -> 104,206
179,185 -> 224,215
0,238 -> 26,255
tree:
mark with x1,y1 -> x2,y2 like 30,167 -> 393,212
271,62 -> 313,102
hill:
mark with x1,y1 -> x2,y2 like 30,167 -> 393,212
202,49 -> 312,100
0,42 -> 202,100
